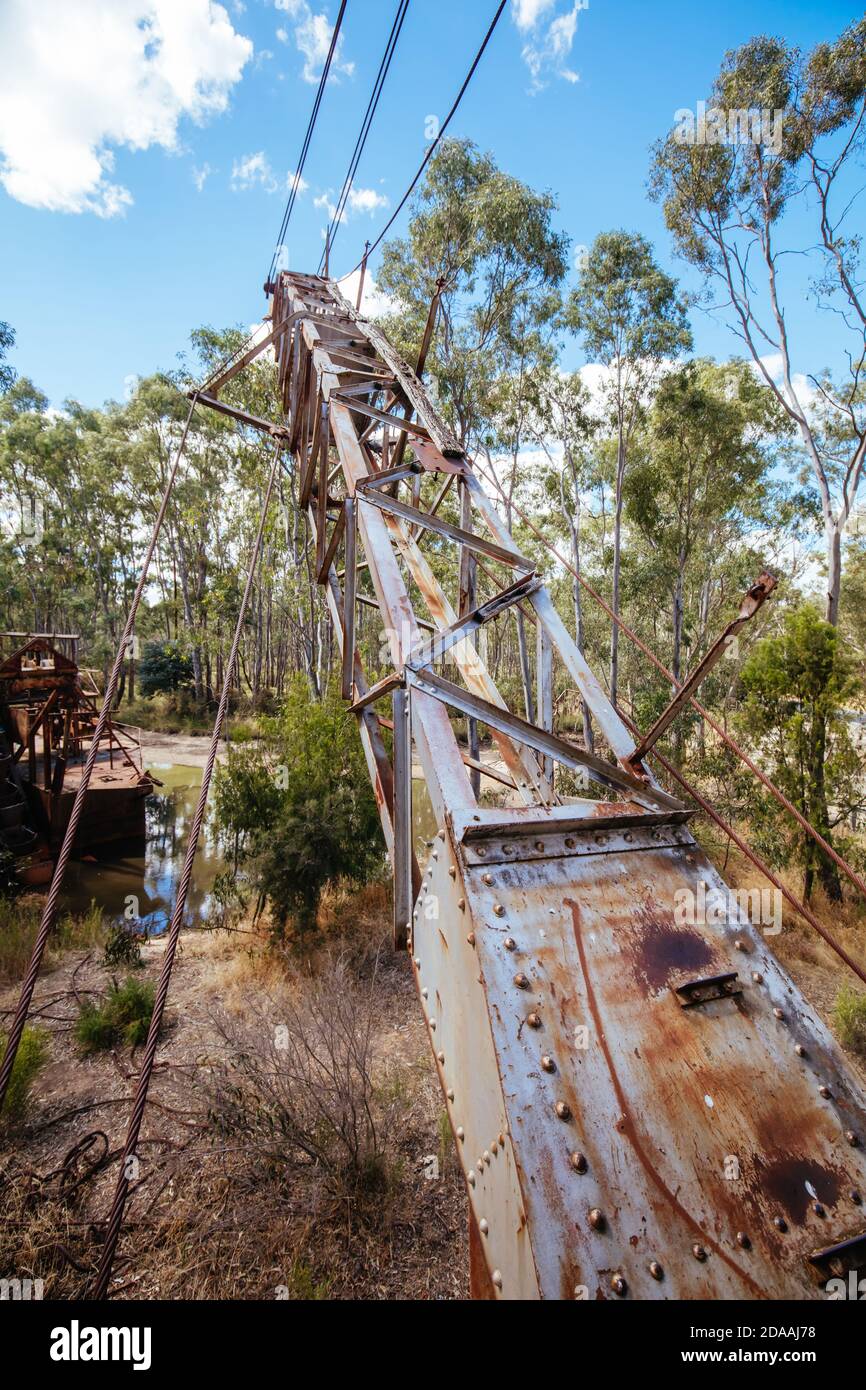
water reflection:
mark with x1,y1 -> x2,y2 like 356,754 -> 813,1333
60,764 -> 224,936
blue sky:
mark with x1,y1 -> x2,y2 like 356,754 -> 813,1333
0,0 -> 861,408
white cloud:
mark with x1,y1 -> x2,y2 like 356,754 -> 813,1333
0,0 -> 252,217
347,187 -> 388,215
274,0 -> 353,85
335,270 -> 398,320
192,162 -> 213,191
512,0 -> 556,31
231,152 -> 307,194
514,0 -> 586,92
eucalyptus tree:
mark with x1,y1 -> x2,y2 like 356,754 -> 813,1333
650,18 -> 866,625
565,231 -> 692,707
377,137 -> 570,453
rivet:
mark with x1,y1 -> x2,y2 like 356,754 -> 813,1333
502,844 -> 513,854
692,1244 -> 707,1262
851,1190 -> 862,1205
774,1216 -> 788,1232
456,1127 -> 465,1141
773,1007 -> 785,1020
476,1160 -> 484,1173
493,903 -> 505,917
595,833 -> 608,846
437,1051 -> 445,1064
569,1151 -> 587,1174
432,851 -> 439,860
847,1131 -> 860,1147
752,971 -> 763,984
588,1207 -> 605,1231
458,898 -> 465,911
611,1272 -> 627,1296
555,1100 -> 572,1121
819,1085 -> 831,1099
476,847 -> 487,858
429,1019 -> 436,1031
504,937 -> 517,951
564,837 -> 575,848
448,866 -> 456,878
623,833 -> 633,844
736,1231 -> 751,1249
483,1151 -> 491,1164
447,1089 -> 454,1101
421,987 -> 428,998
813,1202 -> 826,1217
734,938 -> 746,951
527,1012 -> 542,1029
535,840 -> 545,851
467,1171 -> 475,1187
513,972 -> 530,989
795,1044 -> 807,1057
438,829 -> 445,839
541,1055 -> 556,1073
649,1260 -> 664,1281
413,958 -> 420,968
492,1270 -> 503,1289
479,1219 -> 489,1235
491,1140 -> 498,1154
482,873 -> 494,886
466,932 -> 475,946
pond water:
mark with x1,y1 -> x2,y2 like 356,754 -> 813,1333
59,761 -> 440,934
60,763 -> 225,935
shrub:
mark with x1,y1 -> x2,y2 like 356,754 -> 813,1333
0,1025 -> 48,1124
75,976 -> 155,1053
834,985 -> 866,1058
102,921 -> 143,969
213,677 -> 383,937
138,640 -> 193,697
208,950 -> 404,1219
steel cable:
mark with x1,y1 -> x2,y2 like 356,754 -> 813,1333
0,396 -> 200,1117
91,438 -> 284,1299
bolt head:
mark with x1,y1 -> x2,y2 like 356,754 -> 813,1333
588,1207 -> 605,1231
466,932 -> 475,946
773,1007 -> 785,1020
611,1272 -> 627,1296
540,1054 -> 556,1073
752,971 -> 763,984
504,936 -> 517,951
467,1171 -> 475,1187
736,1231 -> 751,1249
513,972 -> 530,989
492,1270 -> 503,1289
692,1244 -> 707,1262
493,903 -> 505,917
456,1127 -> 465,1141
448,866 -> 456,878
482,873 -> 494,886
649,1261 -> 664,1281
795,1044 -> 806,1057
819,1084 -> 831,1099
555,1100 -> 572,1121
479,1219 -> 489,1235
569,1151 -> 587,1174
527,1012 -> 542,1029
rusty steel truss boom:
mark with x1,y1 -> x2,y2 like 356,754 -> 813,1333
214,269 -> 866,1301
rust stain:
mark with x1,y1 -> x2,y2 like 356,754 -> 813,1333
567,897 -> 765,1298
757,1155 -> 841,1226
626,899 -> 716,995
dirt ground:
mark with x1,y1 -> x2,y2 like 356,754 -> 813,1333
0,902 -> 469,1301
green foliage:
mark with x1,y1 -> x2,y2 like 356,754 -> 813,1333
566,229 -> 692,370
0,1026 -> 48,1124
102,922 -> 143,970
0,320 -> 14,394
738,604 -> 863,895
214,677 -> 383,936
138,640 -> 194,696
75,977 -> 155,1053
834,985 -> 866,1057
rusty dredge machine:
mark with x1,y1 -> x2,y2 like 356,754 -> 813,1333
0,633 -> 152,870
185,268 -> 866,1300
4,1 -> 866,1306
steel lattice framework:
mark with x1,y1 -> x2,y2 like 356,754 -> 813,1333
200,270 -> 866,1300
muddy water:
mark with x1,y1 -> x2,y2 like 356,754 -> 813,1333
60,764 -> 224,935
59,760 -> 439,935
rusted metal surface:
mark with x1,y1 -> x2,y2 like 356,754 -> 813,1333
270,270 -> 866,1301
